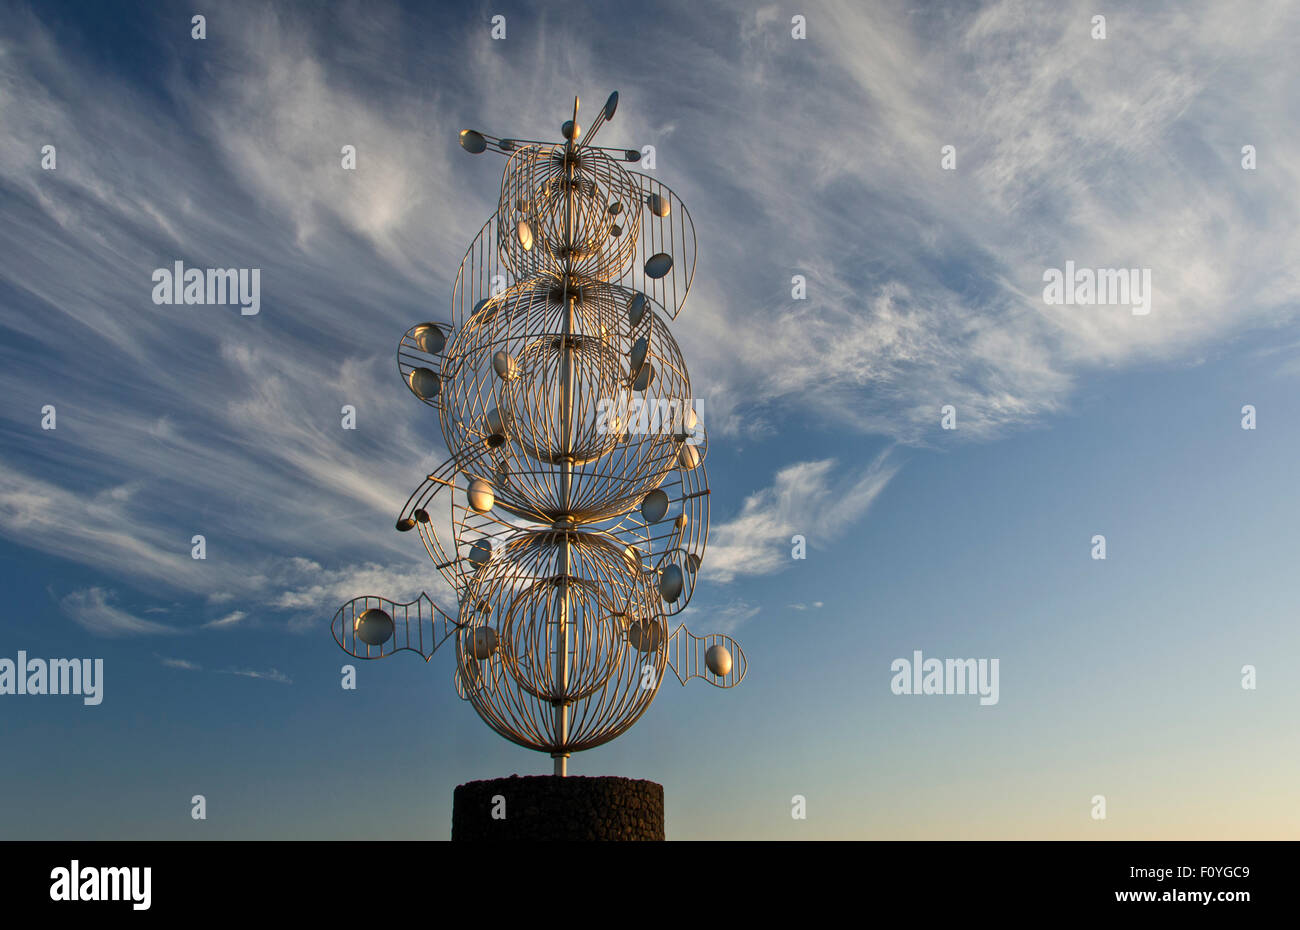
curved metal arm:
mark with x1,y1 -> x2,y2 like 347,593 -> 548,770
627,171 -> 697,320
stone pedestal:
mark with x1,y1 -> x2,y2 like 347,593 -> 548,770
452,775 -> 665,841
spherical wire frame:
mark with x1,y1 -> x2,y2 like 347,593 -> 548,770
438,278 -> 695,524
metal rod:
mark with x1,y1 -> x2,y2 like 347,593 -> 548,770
549,96 -> 581,775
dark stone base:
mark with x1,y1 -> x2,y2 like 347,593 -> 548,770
452,775 -> 665,841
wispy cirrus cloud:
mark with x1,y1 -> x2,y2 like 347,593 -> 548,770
4,0 -> 1300,626
156,655 -> 201,671
271,557 -> 457,630
202,610 -> 247,629
705,451 -> 899,584
0,3 -> 458,624
60,588 -> 180,636
684,598 -> 763,635
677,0 -> 1300,442
222,667 -> 292,685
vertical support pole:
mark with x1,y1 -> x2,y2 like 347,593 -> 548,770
553,311 -> 576,777
551,96 -> 580,777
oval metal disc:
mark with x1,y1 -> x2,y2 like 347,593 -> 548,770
627,292 -> 646,326
630,336 -> 648,375
459,129 -> 487,154
468,538 -> 493,568
413,323 -> 445,354
658,564 -> 684,602
407,367 -> 440,400
641,488 -> 669,523
705,644 -> 732,676
354,608 -> 394,646
644,253 -> 673,279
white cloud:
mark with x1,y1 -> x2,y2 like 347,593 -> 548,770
157,655 -> 201,670
61,588 -> 179,637
222,667 -> 292,684
270,557 -> 457,631
684,598 -> 762,634
202,611 -> 247,629
0,473 -> 213,592
672,0 -> 1300,442
705,450 -> 899,583
4,0 -> 1300,632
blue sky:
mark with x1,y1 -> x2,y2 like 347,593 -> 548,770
2,0 -> 1298,839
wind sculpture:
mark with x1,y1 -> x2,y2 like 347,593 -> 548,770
330,92 -> 745,776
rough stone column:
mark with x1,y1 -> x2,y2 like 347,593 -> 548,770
452,775 -> 665,841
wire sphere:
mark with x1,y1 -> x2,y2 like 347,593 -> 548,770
438,273 -> 694,523
501,326 -> 628,467
497,144 -> 643,282
454,528 -> 667,753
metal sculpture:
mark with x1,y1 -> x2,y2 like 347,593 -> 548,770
331,92 -> 745,775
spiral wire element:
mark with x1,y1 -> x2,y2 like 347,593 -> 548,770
331,92 -> 744,775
